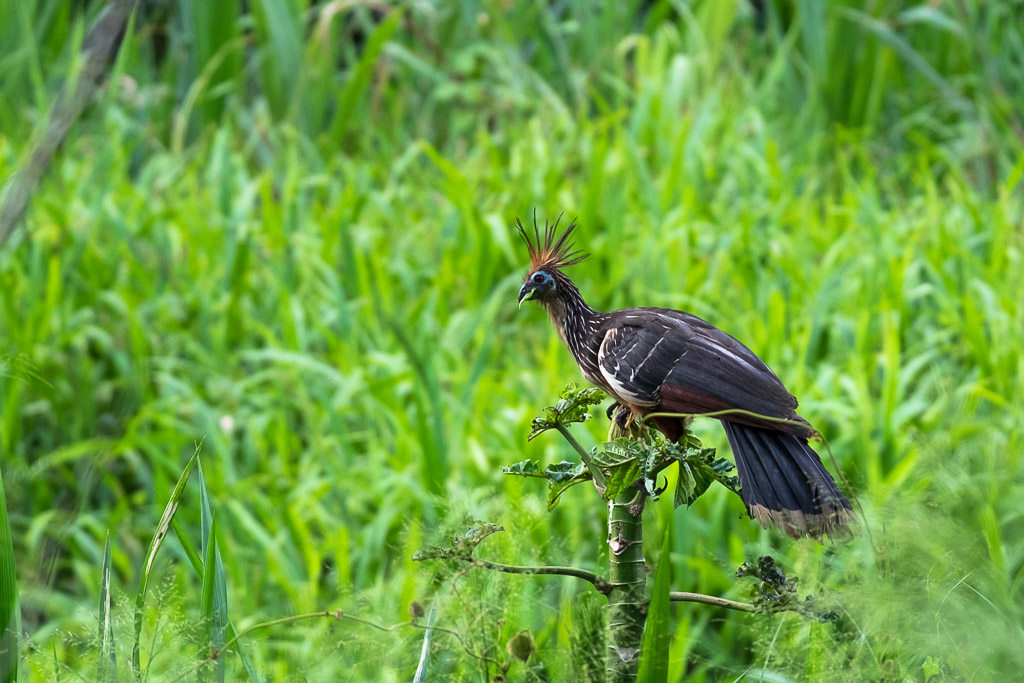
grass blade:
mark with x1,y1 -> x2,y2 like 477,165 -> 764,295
197,462 -> 227,683
99,530 -> 118,683
0,465 -> 19,683
132,443 -> 202,678
328,8 -> 403,143
412,599 -> 438,683
637,520 -> 672,683
198,516 -> 220,682
173,518 -> 258,682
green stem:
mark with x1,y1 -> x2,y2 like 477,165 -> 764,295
470,557 -> 611,594
669,592 -> 755,612
556,423 -> 607,489
606,489 -> 646,682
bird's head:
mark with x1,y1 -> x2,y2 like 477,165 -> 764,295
518,268 -> 557,306
515,213 -> 588,308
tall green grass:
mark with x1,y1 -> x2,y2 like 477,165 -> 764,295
1,0 -> 1022,679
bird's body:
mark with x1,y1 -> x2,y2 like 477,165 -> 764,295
517,218 -> 853,539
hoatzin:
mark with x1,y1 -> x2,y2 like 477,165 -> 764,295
516,217 -> 853,539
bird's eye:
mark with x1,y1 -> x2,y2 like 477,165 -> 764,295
532,273 -> 545,284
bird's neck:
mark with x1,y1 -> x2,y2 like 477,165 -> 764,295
544,277 -> 599,362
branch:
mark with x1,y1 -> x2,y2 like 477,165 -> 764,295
470,556 -> 612,595
669,592 -> 755,612
0,0 -> 138,248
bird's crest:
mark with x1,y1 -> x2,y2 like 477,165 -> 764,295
515,212 -> 588,273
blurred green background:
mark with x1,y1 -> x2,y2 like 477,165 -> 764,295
1,0 -> 1023,680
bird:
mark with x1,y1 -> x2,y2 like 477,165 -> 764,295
516,215 -> 854,539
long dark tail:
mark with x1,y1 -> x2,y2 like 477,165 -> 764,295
722,422 -> 854,540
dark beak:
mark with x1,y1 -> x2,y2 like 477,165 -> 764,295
518,283 -> 536,308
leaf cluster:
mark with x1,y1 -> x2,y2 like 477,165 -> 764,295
508,387 -> 741,511
526,385 -> 605,440
736,556 -> 836,622
412,523 -> 505,562
594,432 -> 740,506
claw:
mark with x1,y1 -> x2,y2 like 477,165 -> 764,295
614,404 -> 631,431
606,401 -> 621,421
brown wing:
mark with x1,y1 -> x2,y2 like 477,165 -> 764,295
597,308 -> 813,436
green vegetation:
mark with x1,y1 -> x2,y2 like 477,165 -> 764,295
1,0 -> 1022,680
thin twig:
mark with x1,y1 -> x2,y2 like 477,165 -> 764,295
669,592 -> 756,612
470,557 -> 612,595
555,423 -> 607,489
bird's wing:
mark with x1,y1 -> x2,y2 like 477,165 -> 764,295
597,308 -> 808,433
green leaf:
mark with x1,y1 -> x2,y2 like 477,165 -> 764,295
528,384 -> 605,440
592,439 -> 644,500
502,459 -> 542,476
329,8 -> 403,142
671,444 -> 738,508
199,516 -> 219,682
545,462 -> 590,509
0,464 -> 19,683
674,460 -> 712,508
637,523 -> 672,683
197,463 -> 227,683
505,458 -> 590,509
99,531 -> 118,683
545,461 -> 588,483
173,520 -> 258,682
133,443 -> 203,675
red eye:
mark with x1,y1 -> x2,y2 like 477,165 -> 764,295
533,273 -> 545,284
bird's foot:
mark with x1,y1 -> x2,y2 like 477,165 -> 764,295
613,404 -> 631,431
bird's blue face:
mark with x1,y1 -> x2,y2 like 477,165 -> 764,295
518,270 -> 556,307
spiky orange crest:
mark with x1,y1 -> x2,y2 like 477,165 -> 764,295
515,213 -> 589,273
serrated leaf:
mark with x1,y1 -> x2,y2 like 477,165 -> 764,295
602,460 -> 642,501
674,461 -> 698,508
545,461 -> 587,483
528,384 -> 606,439
545,463 -> 590,509
502,459 -> 542,476
592,439 -> 645,500
674,460 -> 714,508
591,438 -> 644,467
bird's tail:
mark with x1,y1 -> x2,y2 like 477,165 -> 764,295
722,422 -> 854,540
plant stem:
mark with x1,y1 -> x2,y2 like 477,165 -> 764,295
669,592 -> 756,612
606,490 -> 646,682
555,424 -> 607,489
470,557 -> 612,594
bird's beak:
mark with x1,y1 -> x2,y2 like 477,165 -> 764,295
518,283 -> 536,309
